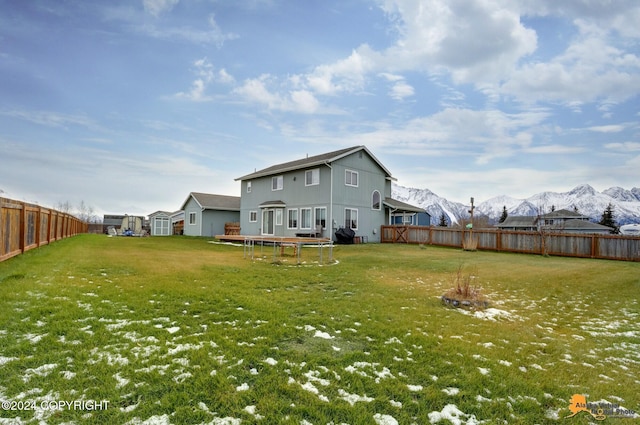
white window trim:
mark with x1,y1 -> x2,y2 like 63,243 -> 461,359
288,209 -> 298,229
345,208 -> 358,230
371,190 -> 381,210
300,208 -> 312,230
249,211 -> 257,222
272,175 -> 283,191
314,207 -> 327,229
345,169 -> 358,187
247,181 -> 252,193
276,209 -> 283,226
189,212 -> 197,225
305,168 -> 320,186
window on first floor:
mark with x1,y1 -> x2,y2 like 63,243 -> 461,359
300,208 -> 312,229
314,207 -> 327,228
288,209 -> 298,229
276,209 -> 283,226
189,212 -> 197,225
345,208 -> 358,230
249,211 -> 257,222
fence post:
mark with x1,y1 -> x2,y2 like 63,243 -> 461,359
19,201 -> 26,254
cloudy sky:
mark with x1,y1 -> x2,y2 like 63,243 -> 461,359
1,0 -> 639,216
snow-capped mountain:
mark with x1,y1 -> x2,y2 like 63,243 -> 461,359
392,183 -> 640,225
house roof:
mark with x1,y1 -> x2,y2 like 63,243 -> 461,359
545,219 -> 612,231
540,209 -> 589,220
181,192 -> 241,211
148,210 -> 172,218
235,145 -> 394,181
384,197 -> 426,214
496,216 -> 537,228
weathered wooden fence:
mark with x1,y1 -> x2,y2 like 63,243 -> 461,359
1,197 -> 88,262
381,225 -> 640,262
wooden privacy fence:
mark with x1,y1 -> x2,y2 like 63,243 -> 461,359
1,197 -> 88,262
381,225 -> 640,262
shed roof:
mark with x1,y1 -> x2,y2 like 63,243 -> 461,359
235,145 -> 394,181
181,192 -> 241,211
384,197 -> 426,214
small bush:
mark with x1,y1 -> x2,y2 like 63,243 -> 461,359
442,265 -> 488,309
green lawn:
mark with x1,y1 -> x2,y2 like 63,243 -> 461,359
0,234 -> 638,424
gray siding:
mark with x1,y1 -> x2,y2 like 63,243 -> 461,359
184,197 -> 239,237
239,149 -> 390,242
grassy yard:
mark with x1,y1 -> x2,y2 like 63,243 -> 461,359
0,234 -> 638,424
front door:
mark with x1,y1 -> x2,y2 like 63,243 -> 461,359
262,209 -> 274,235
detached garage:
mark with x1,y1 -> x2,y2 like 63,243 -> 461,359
181,192 -> 241,237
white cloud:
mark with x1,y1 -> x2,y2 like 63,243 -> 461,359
174,58 -> 234,101
143,0 -> 180,17
234,75 -> 321,114
141,13 -> 238,47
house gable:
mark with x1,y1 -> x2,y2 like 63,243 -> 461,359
235,146 -> 419,242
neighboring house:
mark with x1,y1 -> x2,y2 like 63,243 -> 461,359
496,216 -> 537,231
496,209 -> 613,234
539,209 -> 589,226
149,210 -> 185,236
386,198 -> 431,226
180,192 -> 240,237
235,145 -> 423,243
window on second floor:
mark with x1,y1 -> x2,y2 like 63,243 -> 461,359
305,169 -> 319,186
272,175 -> 283,191
372,190 -> 381,210
345,169 -> 358,187
247,181 -> 252,193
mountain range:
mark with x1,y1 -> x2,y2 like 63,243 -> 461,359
392,184 -> 640,226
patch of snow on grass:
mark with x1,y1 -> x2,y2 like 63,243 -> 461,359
0,356 -> 17,366
236,382 -> 250,391
165,326 -> 180,334
313,330 -> 334,339
337,389 -> 374,405
373,413 -> 399,425
264,357 -> 278,366
23,363 -> 58,382
478,367 -> 490,375
114,372 -> 130,389
407,384 -> 423,392
428,404 -> 482,424
443,387 -> 459,395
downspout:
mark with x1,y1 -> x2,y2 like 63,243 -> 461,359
325,161 -> 333,238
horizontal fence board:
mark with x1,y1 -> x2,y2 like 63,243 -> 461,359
381,225 -> 640,262
0,197 -> 88,262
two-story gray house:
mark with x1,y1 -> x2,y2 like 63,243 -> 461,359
235,145 -> 423,243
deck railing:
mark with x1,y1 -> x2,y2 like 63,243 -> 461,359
1,197 -> 88,262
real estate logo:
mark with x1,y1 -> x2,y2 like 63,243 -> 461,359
566,394 -> 636,421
